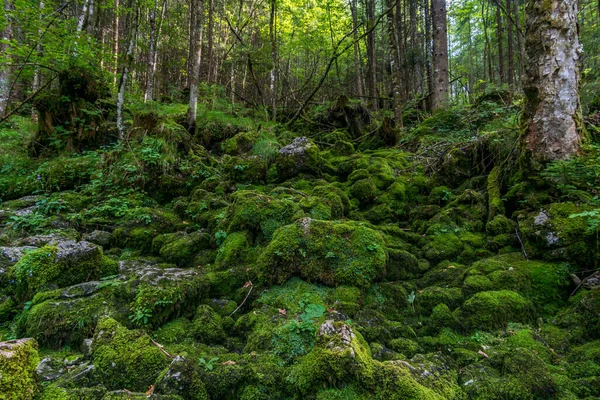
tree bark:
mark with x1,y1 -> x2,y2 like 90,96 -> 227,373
431,0 -> 449,110
350,0 -> 364,98
187,0 -> 204,132
425,0 -> 433,110
269,0 -> 277,121
144,0 -> 159,102
496,3 -> 505,84
522,0 -> 583,163
506,0 -> 514,86
117,4 -> 137,139
387,0 -> 402,125
366,0 -> 378,109
0,0 -> 13,115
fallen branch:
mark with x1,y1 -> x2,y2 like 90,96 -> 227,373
150,338 -> 174,359
229,282 -> 253,317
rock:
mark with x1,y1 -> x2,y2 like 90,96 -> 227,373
36,357 -> 65,381
275,137 -> 323,180
0,338 -> 40,399
83,230 -> 112,247
119,259 -> 201,284
155,356 -> 208,399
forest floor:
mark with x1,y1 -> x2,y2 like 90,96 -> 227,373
1,88 -> 600,399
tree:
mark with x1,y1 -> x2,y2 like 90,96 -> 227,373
0,0 -> 13,115
431,0 -> 449,110
521,0 -> 583,163
187,0 -> 204,131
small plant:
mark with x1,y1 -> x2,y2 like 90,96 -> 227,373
407,291 -> 416,313
215,230 -> 227,246
199,357 -> 219,371
128,308 -> 153,326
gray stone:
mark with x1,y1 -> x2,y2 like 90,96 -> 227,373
84,230 -> 111,247
36,357 -> 66,381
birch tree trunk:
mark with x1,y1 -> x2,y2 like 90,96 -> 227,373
0,0 -> 13,115
187,0 -> 204,132
269,0 -> 277,121
431,0 -> 449,110
522,0 -> 582,163
117,5 -> 137,139
144,0 -> 159,102
32,0 -> 44,122
350,0 -> 364,98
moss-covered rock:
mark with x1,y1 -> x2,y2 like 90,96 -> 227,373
153,231 -> 211,267
91,317 -> 170,392
191,305 -> 225,344
286,320 -> 373,395
457,290 -> 534,331
0,338 -> 39,400
154,356 -> 208,399
276,137 -> 324,180
256,218 -> 387,287
214,232 -> 251,269
10,242 -> 117,300
350,178 -> 377,205
372,361 -> 444,400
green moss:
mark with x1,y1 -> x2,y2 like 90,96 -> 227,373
316,386 -> 368,400
556,289 -> 600,341
457,290 -> 534,331
214,232 -> 251,269
153,318 -> 192,344
286,321 -> 373,395
427,303 -> 459,333
154,231 -> 210,267
429,186 -> 453,206
24,286 -> 125,347
191,305 -> 225,344
422,233 -> 463,264
10,244 -> 116,300
92,317 -> 170,392
225,190 -> 301,241
155,356 -> 208,399
486,214 -> 513,236
256,218 -> 387,287
0,338 -> 39,400
276,137 -> 324,180
372,361 -> 444,400
225,156 -> 267,184
350,179 -> 377,205
387,338 -> 418,357
417,286 -> 463,314
487,166 -> 505,220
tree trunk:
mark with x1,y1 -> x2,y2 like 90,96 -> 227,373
187,0 -> 197,87
424,0 -> 433,110
116,4 -> 137,139
496,3 -> 505,84
269,0 -> 277,121
207,0 -> 214,83
350,0 -> 364,98
187,0 -> 204,132
32,0 -> 44,122
0,0 -> 13,116
506,0 -> 514,86
144,0 -> 159,102
522,0 -> 582,163
113,0 -> 119,87
387,0 -> 402,125
366,0 -> 378,109
431,0 -> 449,110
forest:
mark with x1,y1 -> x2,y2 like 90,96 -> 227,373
1,0 -> 600,399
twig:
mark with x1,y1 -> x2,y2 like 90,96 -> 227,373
150,338 -> 174,359
515,225 -> 529,260
229,283 -> 253,317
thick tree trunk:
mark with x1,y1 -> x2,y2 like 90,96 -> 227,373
187,0 -> 204,132
431,0 -> 449,110
0,0 -> 13,116
522,0 -> 582,163
32,0 -> 44,122
113,0 -> 119,87
424,0 -> 433,110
